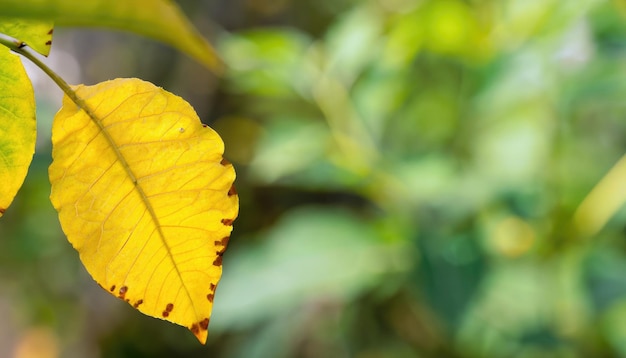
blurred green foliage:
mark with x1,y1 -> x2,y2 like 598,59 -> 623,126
5,0 -> 626,357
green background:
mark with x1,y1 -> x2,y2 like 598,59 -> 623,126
3,0 -> 626,357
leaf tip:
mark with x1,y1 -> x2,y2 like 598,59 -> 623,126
190,318 -> 210,344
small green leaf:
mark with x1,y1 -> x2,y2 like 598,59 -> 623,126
0,0 -> 221,72
0,19 -> 54,56
0,46 -> 36,217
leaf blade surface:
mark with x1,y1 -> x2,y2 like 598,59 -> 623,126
0,46 -> 36,217
49,78 -> 238,343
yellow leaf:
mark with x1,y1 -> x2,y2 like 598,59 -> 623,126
48,78 -> 238,343
0,19 -> 54,56
0,46 -> 36,217
0,0 -> 221,72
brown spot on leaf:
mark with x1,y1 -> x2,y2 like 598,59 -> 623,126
220,158 -> 231,166
228,184 -> 237,197
47,29 -> 53,35
45,40 -> 52,45
199,318 -> 209,330
190,323 -> 200,335
213,256 -> 223,266
221,218 -> 234,226
202,123 -> 208,128
216,237 -> 228,255
209,283 -> 216,291
0,208 -> 5,215
109,285 -> 116,292
118,286 -> 128,299
207,293 -> 214,302
133,299 -> 144,308
214,236 -> 230,247
162,303 -> 174,317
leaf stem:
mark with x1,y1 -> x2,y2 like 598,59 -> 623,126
0,33 -> 90,111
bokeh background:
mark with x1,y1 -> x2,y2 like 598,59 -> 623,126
3,0 -> 626,357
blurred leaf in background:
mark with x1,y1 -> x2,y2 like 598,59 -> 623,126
7,0 -> 626,357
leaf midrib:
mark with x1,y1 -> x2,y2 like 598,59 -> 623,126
69,85 -> 198,319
